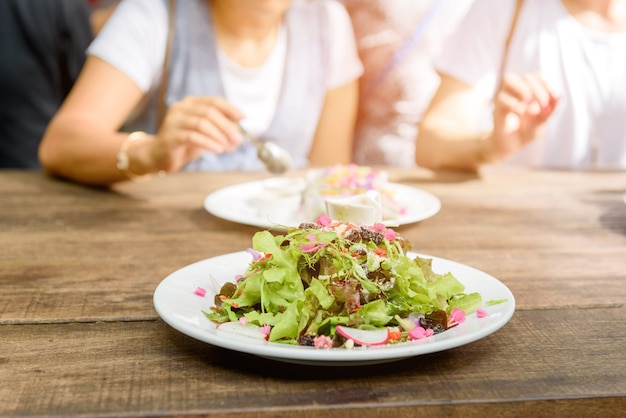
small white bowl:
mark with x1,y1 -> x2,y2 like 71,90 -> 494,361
252,177 -> 307,224
254,191 -> 302,223
324,190 -> 383,225
262,177 -> 307,195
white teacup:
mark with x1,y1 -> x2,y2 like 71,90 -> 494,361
324,190 -> 383,225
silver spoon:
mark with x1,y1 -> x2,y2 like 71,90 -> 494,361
238,124 -> 292,175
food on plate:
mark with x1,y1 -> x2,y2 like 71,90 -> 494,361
252,177 -> 307,223
324,190 -> 383,225
204,217 -> 483,348
303,164 -> 406,222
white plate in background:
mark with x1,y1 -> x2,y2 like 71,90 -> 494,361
203,179 -> 441,229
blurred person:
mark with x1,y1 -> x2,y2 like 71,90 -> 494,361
343,0 -> 474,167
88,0 -> 121,35
0,0 -> 94,169
39,0 -> 363,186
416,0 -> 626,171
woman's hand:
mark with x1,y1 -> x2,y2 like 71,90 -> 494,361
491,72 -> 559,160
147,96 -> 245,172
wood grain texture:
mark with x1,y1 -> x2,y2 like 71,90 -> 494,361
1,308 -> 624,417
2,169 -> 624,322
1,168 -> 625,417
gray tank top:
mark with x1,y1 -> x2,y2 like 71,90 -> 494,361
156,0 -> 329,171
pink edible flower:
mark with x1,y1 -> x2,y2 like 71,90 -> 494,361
368,223 -> 396,242
246,247 -> 264,262
239,317 -> 249,326
260,325 -> 271,340
235,274 -> 243,282
300,234 -> 328,253
313,335 -> 333,349
408,326 -> 434,340
193,287 -> 207,297
316,214 -> 332,227
301,243 -> 326,253
383,228 -> 396,242
448,308 -> 466,327
476,309 -> 488,318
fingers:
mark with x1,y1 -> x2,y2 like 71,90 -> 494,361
497,72 -> 559,119
491,72 -> 560,157
185,96 -> 244,140
145,96 -> 247,172
179,108 -> 235,152
162,96 -> 245,154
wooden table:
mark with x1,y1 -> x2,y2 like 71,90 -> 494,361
1,167 -> 625,417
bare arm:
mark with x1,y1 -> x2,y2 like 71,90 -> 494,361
415,74 -> 493,172
39,56 -> 244,186
416,72 -> 559,172
308,79 -> 359,166
39,56 -> 146,185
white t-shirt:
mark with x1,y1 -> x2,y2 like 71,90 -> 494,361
217,26 -> 287,137
436,0 -> 626,169
89,0 -> 363,139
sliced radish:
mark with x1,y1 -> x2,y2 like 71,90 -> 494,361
216,322 -> 266,340
335,325 -> 389,346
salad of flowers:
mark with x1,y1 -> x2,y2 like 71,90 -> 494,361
204,216 -> 484,349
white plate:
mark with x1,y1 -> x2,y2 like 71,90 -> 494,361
203,179 -> 441,229
153,251 -> 515,366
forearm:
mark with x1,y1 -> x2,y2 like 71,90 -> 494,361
39,117 -> 154,186
416,121 -> 495,172
309,134 -> 353,166
309,80 -> 358,166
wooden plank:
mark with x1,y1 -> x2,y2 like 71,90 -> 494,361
1,307 -> 624,417
1,171 -> 625,322
168,399 -> 626,418
2,243 -> 624,323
